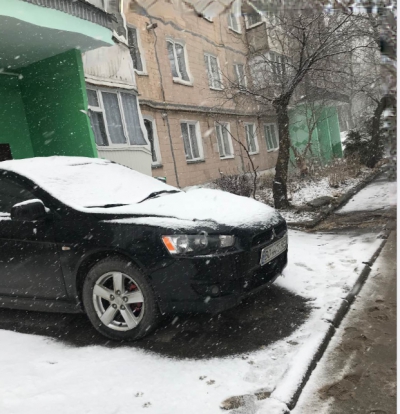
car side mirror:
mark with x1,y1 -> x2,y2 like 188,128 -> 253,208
11,199 -> 48,221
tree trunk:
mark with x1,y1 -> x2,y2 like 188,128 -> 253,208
366,95 -> 395,168
273,101 -> 291,209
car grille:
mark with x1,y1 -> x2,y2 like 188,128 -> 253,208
251,221 -> 287,248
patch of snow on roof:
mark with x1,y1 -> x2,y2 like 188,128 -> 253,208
0,156 -> 178,208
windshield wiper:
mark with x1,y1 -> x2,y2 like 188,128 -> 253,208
85,203 -> 129,208
139,190 -> 180,203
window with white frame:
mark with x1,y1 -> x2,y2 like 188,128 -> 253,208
269,52 -> 286,79
228,0 -> 241,33
228,13 -> 241,32
234,63 -> 247,88
215,123 -> 233,158
87,88 -> 147,147
167,40 -> 191,83
204,54 -> 223,90
244,123 -> 259,154
249,55 -> 267,89
127,26 -> 144,72
143,118 -> 161,165
264,123 -> 279,151
245,12 -> 263,29
180,121 -> 203,161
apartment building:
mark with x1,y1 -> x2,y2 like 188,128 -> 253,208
122,1 -> 280,188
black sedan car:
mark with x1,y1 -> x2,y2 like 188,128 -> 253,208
0,157 -> 288,341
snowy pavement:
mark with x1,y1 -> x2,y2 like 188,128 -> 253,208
337,178 -> 397,213
292,231 -> 396,414
261,169 -> 373,224
0,230 -> 383,414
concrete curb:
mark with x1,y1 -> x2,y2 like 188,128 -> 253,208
285,234 -> 389,411
288,168 -> 385,230
221,234 -> 390,413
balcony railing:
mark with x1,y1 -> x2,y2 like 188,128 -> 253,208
21,0 -> 114,29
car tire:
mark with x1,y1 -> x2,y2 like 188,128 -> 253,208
82,257 -> 160,341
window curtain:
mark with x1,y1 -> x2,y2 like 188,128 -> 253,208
102,92 -> 127,144
120,93 -> 147,145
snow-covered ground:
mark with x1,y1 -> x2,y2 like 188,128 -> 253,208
0,230 -> 383,414
337,179 -> 397,213
186,166 -> 376,224
277,172 -> 370,223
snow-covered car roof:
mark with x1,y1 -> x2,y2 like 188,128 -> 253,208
0,156 -> 281,229
0,156 -> 178,208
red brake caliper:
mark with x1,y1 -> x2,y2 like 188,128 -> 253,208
128,283 -> 142,314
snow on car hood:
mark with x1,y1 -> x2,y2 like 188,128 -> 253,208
104,189 -> 281,229
0,156 -> 281,229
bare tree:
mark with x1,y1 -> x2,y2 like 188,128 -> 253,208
219,9 -> 374,208
350,11 -> 396,167
131,0 -> 393,200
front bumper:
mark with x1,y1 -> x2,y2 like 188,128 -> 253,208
150,245 -> 288,314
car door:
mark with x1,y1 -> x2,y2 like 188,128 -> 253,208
0,174 -> 67,299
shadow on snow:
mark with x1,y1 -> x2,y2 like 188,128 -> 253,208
0,285 -> 311,359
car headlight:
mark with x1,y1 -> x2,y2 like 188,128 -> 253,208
162,234 -> 235,255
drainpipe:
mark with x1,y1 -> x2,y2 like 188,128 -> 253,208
149,17 -> 180,188
236,117 -> 245,173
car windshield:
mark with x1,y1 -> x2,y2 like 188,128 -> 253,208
0,157 -> 179,209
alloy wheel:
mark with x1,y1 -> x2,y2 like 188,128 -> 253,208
92,271 -> 145,331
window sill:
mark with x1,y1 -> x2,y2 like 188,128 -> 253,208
210,86 -> 223,91
186,159 -> 205,165
151,163 -> 163,169
228,27 -> 242,35
97,145 -> 151,152
246,22 -> 265,30
267,148 -> 279,153
135,70 -> 148,76
173,78 -> 194,87
248,151 -> 260,156
220,155 -> 235,160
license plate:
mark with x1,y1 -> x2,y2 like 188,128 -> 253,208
260,235 -> 288,266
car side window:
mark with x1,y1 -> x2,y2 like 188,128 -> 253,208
0,176 -> 36,215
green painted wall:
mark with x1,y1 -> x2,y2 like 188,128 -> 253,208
289,105 -> 343,165
18,49 -> 98,158
328,110 -> 343,158
0,75 -> 34,159
316,108 -> 333,163
289,106 -> 320,164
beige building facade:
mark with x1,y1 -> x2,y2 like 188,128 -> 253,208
124,1 -> 279,188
